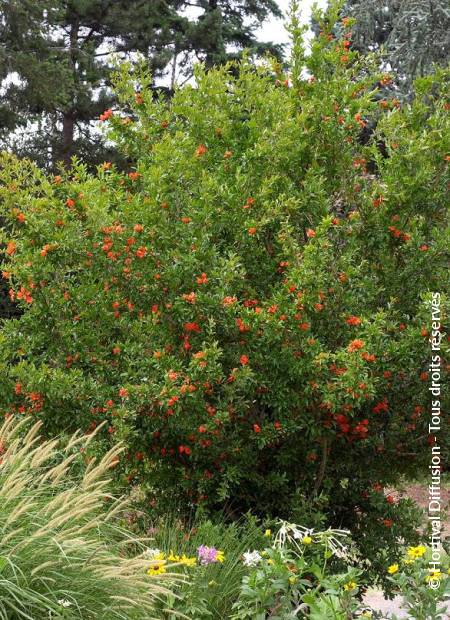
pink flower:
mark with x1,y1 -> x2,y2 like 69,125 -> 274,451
197,546 -> 223,565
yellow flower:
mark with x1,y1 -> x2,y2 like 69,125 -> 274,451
216,550 -> 225,563
361,612 -> 372,618
264,529 -> 272,537
208,580 -> 217,587
181,554 -> 197,566
288,576 -> 297,585
302,536 -> 312,545
425,570 -> 444,582
168,553 -> 197,566
267,559 -> 274,565
407,545 -> 426,559
343,581 -> 357,591
387,564 -> 399,574
147,562 -> 166,576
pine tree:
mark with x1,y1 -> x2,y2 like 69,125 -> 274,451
184,0 -> 283,68
341,0 -> 450,97
0,0 -> 188,169
0,0 -> 282,170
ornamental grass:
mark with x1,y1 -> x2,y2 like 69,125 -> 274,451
0,417 -> 175,619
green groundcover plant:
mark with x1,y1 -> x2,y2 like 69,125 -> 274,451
386,545 -> 450,620
0,416 -> 174,619
230,522 -> 365,620
141,516 -> 265,618
0,0 -> 449,577
144,520 -> 450,619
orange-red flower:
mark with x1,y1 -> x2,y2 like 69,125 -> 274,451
184,322 -> 201,333
6,241 -> 16,256
372,195 -> 384,208
222,296 -> 237,306
183,292 -> 196,304
40,244 -> 53,257
346,316 -> 361,326
135,246 -> 147,259
372,399 -> 388,414
354,113 -> 365,128
348,339 -> 364,352
195,144 -> 207,157
16,286 -> 33,304
99,108 -> 113,122
196,273 -> 208,285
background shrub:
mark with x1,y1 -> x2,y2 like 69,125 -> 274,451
0,4 -> 449,579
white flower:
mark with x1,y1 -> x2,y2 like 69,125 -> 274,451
242,550 -> 262,567
57,599 -> 72,608
142,547 -> 162,559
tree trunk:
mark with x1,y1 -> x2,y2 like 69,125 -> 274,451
59,19 -> 79,169
61,113 -> 75,169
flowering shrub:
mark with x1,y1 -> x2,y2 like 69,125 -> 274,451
0,417 -> 173,619
0,2 -> 449,575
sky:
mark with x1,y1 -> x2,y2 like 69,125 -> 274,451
257,0 -> 328,45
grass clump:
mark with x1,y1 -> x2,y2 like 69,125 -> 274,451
0,417 -> 174,619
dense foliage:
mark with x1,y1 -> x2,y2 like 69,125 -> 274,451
0,2 -> 449,578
